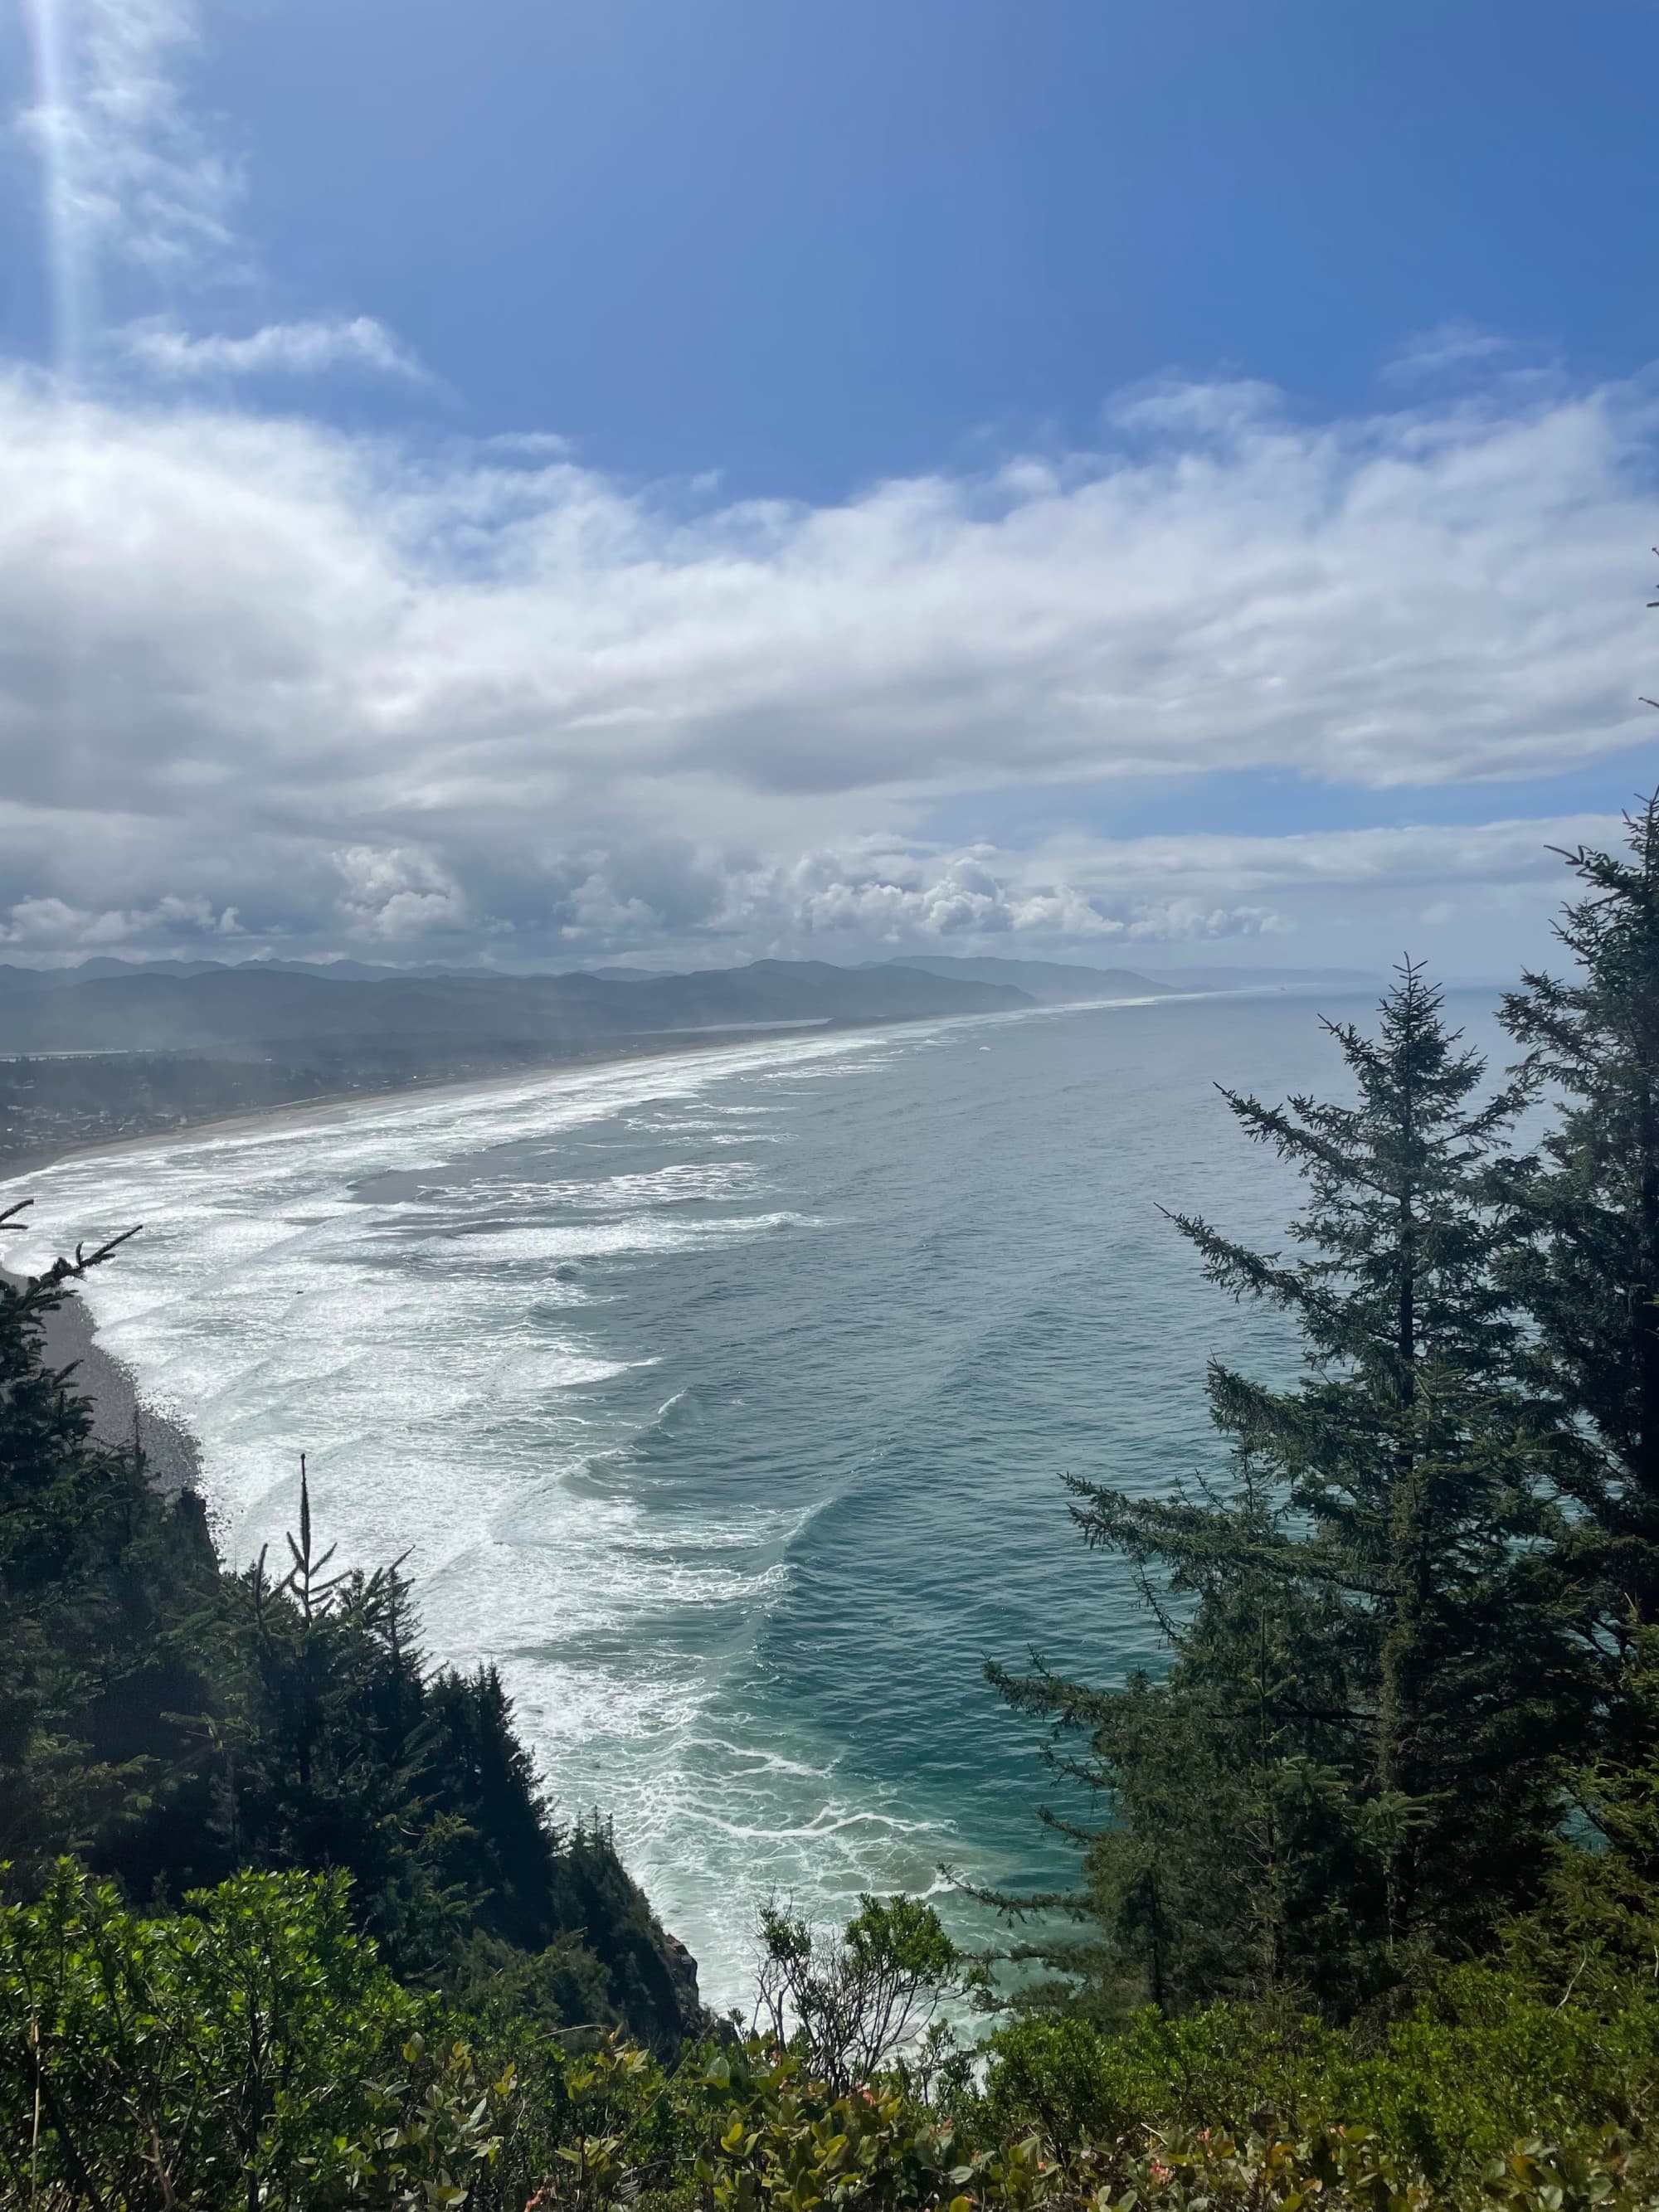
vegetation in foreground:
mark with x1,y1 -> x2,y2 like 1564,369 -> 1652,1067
9,1850 -> 1659,2209
12,802 -> 1659,2203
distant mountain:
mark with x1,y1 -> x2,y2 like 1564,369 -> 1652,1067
884,954 -> 1189,1003
0,958 -> 1028,1060
75,958 -> 234,983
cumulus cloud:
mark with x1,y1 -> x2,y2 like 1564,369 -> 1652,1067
7,0 -> 1647,984
332,846 -> 473,941
0,890 -> 242,948
0,358 -> 1649,973
660,816 -> 1613,963
125,317 -> 428,382
694,844 -> 1291,949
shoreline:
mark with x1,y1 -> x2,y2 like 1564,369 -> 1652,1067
1,1031 -> 844,1490
0,986 -> 1267,1495
1,1025 -> 830,1514
5,1265 -> 204,1499
0,1022 -> 849,1189
0,990 -> 1236,1190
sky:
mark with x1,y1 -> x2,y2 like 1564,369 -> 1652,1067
1,0 -> 1657,978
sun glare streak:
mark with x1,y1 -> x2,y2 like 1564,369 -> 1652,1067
20,0 -> 99,732
22,0 -> 93,382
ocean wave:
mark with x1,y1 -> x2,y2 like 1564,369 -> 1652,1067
430,1213 -> 823,1263
6,994 -> 1215,2005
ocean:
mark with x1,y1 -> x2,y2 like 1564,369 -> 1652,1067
1,985 -> 1508,2008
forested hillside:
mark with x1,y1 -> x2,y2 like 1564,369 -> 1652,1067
0,1223 -> 702,2058
11,813 -> 1659,2206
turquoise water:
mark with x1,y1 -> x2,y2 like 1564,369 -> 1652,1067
2,988 -> 1504,2005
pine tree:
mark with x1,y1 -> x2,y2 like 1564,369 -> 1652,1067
992,1499 -> 1363,2019
0,1200 -> 224,1894
1499,796 -> 1659,1696
993,967 -> 1576,2015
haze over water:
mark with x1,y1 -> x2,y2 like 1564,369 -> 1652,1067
4,989 -> 1504,2005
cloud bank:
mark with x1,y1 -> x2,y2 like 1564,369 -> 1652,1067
6,0 -> 1654,977
0,360 -> 1650,969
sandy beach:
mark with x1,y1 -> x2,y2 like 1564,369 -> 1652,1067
0,1021 -> 848,1191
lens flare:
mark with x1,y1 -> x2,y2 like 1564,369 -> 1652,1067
22,0 -> 94,381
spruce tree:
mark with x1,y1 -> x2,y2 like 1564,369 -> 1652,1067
0,1201 -> 224,1894
994,967 -> 1574,2015
1499,796 -> 1659,1695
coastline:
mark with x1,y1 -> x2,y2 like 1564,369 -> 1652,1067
5,1262 -> 203,1499
0,1033 -> 801,1490
0,984 -> 1268,1194
0,1018 -> 908,1492
0,1021 -> 840,1189
0,986 -> 1243,1505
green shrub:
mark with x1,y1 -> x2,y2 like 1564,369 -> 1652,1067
976,1957 -> 1659,2196
0,1861 -> 419,2205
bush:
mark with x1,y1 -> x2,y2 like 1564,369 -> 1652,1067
975,1957 -> 1659,2196
10,1864 -> 1659,2211
0,1862 -> 418,2205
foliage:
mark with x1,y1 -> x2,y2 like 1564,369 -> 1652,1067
0,1198 -> 698,2051
990,966 -> 1580,2017
22,783 -> 1659,2206
0,1206 -> 225,1890
0,1862 -> 412,2207
1498,797 -> 1659,1713
0,1861 -> 583,2210
8,1863 -> 1659,2210
976,1952 -> 1659,2199
749,1894 -> 983,2097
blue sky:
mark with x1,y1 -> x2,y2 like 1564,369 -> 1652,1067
0,0 -> 1657,975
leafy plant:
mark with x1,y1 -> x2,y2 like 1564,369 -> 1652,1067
750,1894 -> 982,2097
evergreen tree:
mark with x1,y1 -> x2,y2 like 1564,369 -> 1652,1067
993,967 -> 1575,2015
1498,795 -> 1659,1697
0,1200 -> 223,1894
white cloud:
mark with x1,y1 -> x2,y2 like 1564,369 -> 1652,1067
698,845 -> 1290,949
538,814 -> 1622,965
1107,377 -> 1284,439
0,890 -> 242,946
17,4 -> 423,390
333,846 -> 472,941
1384,322 -> 1520,384
6,2 -> 1650,986
1027,815 -> 1623,900
126,317 -> 428,382
0,363 -> 1649,973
